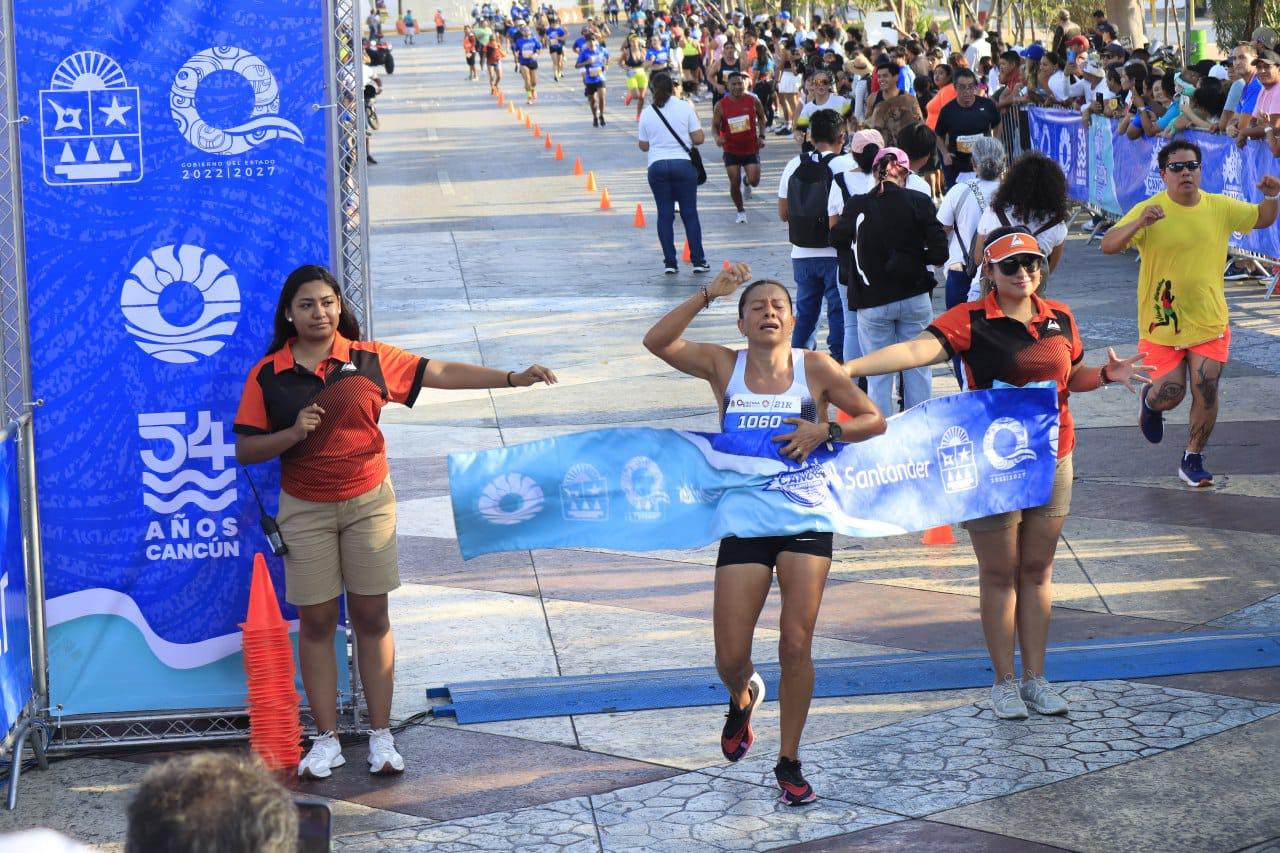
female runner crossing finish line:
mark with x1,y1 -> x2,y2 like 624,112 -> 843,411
644,264 -> 885,806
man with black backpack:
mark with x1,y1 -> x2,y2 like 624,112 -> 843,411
776,109 -> 851,360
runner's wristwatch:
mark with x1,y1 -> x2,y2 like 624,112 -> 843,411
827,422 -> 843,443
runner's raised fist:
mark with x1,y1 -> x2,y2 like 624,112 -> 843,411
706,262 -> 752,298
1257,175 -> 1280,196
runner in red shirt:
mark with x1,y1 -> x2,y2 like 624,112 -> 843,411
713,70 -> 767,223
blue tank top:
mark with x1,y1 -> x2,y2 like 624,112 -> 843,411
721,349 -> 818,431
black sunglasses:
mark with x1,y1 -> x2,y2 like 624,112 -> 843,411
995,254 -> 1043,275
1164,160 -> 1201,173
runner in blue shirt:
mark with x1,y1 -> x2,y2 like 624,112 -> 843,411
546,17 -> 567,80
644,35 -> 673,75
576,34 -> 609,127
506,19 -> 523,71
514,25 -> 542,103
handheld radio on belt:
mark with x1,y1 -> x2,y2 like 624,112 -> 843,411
241,467 -> 289,556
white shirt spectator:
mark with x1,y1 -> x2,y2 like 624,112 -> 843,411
1047,70 -> 1071,102
637,99 -> 702,166
987,66 -> 1001,94
779,151 -> 854,259
937,177 -> 1001,269
964,34 -> 990,69
852,76 -> 870,121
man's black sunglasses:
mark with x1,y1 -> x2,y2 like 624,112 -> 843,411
1164,160 -> 1201,173
995,255 -> 1043,275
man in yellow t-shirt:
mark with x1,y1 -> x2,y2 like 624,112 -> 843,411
1102,139 -> 1280,487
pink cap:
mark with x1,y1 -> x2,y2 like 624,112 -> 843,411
848,129 -> 884,153
873,147 -> 909,169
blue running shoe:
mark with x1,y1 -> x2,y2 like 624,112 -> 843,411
1179,452 -> 1213,487
1139,385 -> 1164,444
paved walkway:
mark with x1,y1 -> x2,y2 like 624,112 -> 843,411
3,38 -> 1280,852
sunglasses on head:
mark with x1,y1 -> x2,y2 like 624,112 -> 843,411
994,254 -> 1043,275
1164,160 -> 1201,173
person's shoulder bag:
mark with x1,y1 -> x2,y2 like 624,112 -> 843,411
955,180 -> 988,280
653,102 -> 707,185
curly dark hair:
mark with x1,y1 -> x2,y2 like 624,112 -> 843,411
990,151 -> 1068,227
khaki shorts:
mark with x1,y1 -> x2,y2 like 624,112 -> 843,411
277,477 -> 400,606
962,454 -> 1073,533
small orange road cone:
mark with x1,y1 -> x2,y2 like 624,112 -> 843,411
507,101 -> 514,114
497,91 -> 505,105
921,525 -> 957,545
722,259 -> 731,270
555,143 -> 565,160
681,239 -> 691,262
572,156 -> 583,175
599,188 -> 612,209
633,203 -> 646,227
544,133 -> 553,150
533,123 -> 541,138
586,171 -> 597,191
524,114 -> 532,129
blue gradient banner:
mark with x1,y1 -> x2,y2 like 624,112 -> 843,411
16,1 -> 332,714
1028,108 -> 1088,203
0,432 -> 32,737
1031,109 -> 1280,257
449,389 -> 1060,558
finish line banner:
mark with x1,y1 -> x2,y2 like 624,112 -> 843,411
449,388 -> 1059,558
16,1 -> 333,714
1029,108 -> 1280,257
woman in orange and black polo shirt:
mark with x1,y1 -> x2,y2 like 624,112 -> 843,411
234,265 -> 555,779
843,226 -> 1148,722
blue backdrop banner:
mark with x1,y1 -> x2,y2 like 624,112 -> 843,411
1028,108 -> 1088,203
449,389 -> 1060,558
1031,108 -> 1280,257
16,1 -> 333,714
0,430 -> 33,739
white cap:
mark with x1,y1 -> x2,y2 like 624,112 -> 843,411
1209,63 -> 1229,80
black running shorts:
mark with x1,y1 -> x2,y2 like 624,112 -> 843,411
715,533 -> 833,568
584,80 -> 605,97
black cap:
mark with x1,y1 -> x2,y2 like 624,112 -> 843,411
1254,48 -> 1280,65
1190,58 -> 1217,76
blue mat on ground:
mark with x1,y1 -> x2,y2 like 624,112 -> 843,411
428,630 -> 1280,724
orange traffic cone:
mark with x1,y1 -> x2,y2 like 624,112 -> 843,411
599,188 -> 612,209
497,91 -> 505,105
507,101 -> 515,114
586,171 -> 597,191
572,156 -> 583,176
681,239 -> 691,262
633,203 -> 646,228
544,133 -> 553,150
555,143 -> 565,161
722,259 -> 731,270
240,553 -> 302,772
533,123 -> 541,138
921,525 -> 957,545
524,114 -> 532,129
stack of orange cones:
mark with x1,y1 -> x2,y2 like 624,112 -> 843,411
241,553 -> 302,771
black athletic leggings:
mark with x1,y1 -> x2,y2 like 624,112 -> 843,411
753,80 -> 775,126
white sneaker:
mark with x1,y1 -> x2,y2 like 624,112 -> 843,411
742,177 -> 753,199
298,731 -> 345,779
1020,675 -> 1070,715
368,727 -> 405,774
735,210 -> 748,224
990,675 -> 1029,719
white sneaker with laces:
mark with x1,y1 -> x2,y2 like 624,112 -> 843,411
990,675 -> 1029,719
368,727 -> 405,774
735,211 -> 748,224
1020,675 -> 1069,715
297,731 -> 345,779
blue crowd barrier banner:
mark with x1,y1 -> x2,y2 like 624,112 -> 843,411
0,431 -> 33,739
1031,108 -> 1280,257
15,2 -> 333,714
1027,108 -> 1088,203
1087,115 -> 1122,216
450,388 -> 1060,559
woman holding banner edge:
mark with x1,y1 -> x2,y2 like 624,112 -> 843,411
234,265 -> 556,779
843,226 -> 1149,719
644,264 -> 885,805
